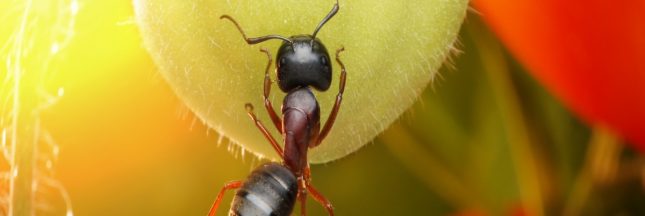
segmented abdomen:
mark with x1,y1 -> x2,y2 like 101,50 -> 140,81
230,162 -> 298,216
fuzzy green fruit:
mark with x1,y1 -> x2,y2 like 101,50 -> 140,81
134,0 -> 468,163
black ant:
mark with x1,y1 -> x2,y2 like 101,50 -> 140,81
208,0 -> 346,215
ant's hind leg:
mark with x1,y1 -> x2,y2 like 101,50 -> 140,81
208,180 -> 242,216
315,47 -> 347,147
245,103 -> 283,156
259,48 -> 283,133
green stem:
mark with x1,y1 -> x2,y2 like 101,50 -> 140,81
563,127 -> 620,216
468,21 -> 545,216
380,123 -> 480,209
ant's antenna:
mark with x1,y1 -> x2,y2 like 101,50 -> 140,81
220,15 -> 293,44
312,0 -> 339,39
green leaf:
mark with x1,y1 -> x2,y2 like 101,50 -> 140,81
134,0 -> 468,162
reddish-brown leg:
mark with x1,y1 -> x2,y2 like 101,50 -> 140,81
208,180 -> 242,216
245,103 -> 283,156
307,184 -> 334,216
315,47 -> 347,146
298,177 -> 308,216
259,48 -> 283,133
304,167 -> 334,216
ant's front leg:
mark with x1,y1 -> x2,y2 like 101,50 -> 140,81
259,48 -> 283,133
315,47 -> 347,147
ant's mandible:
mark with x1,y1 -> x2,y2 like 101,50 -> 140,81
209,0 -> 346,216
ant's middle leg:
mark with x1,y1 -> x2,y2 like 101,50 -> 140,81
307,184 -> 334,216
245,103 -> 283,156
315,47 -> 347,147
259,48 -> 283,133
304,167 -> 334,216
298,177 -> 308,216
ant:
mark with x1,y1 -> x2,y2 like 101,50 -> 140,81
208,0 -> 346,216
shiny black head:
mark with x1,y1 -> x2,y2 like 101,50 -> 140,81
276,36 -> 332,92
220,0 -> 340,92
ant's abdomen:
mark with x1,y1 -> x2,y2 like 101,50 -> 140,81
230,162 -> 298,216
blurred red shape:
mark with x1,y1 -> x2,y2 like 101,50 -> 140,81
473,0 -> 645,151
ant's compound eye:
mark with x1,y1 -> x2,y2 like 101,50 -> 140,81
320,56 -> 328,65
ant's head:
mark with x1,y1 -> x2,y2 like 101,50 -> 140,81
221,0 -> 339,92
276,35 -> 331,92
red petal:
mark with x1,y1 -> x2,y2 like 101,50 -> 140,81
473,0 -> 645,150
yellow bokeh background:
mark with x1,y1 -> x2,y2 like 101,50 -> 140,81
4,1 -> 455,215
